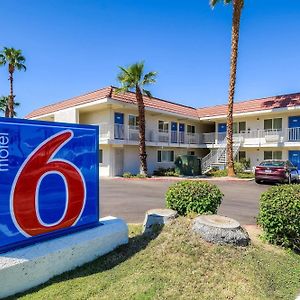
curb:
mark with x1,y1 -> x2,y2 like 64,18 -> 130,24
111,176 -> 254,182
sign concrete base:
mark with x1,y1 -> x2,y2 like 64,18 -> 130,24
0,216 -> 128,298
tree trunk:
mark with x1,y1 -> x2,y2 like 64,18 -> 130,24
8,69 -> 14,118
136,85 -> 148,175
226,0 -> 243,177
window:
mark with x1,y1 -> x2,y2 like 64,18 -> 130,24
264,151 -> 273,160
273,118 -> 282,130
187,125 -> 195,134
157,150 -> 174,162
233,122 -> 246,134
273,151 -> 282,159
99,149 -> 103,163
264,118 -> 282,131
264,151 -> 282,160
188,151 -> 195,156
128,115 -> 139,128
239,122 -> 246,133
238,151 -> 246,161
158,121 -> 169,132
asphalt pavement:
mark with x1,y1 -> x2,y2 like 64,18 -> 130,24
100,178 -> 269,225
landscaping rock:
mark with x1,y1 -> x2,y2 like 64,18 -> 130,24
192,215 -> 250,246
142,208 -> 178,234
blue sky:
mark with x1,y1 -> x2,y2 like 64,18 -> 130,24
1,0 -> 300,117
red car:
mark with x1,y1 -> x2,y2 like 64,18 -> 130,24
255,160 -> 299,184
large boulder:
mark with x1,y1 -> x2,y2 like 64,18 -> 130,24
192,215 -> 250,246
142,208 -> 178,234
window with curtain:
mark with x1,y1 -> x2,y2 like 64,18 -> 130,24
157,150 -> 174,162
264,118 -> 282,131
158,121 -> 169,132
128,115 -> 139,128
187,125 -> 195,134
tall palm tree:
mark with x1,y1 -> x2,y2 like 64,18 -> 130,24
210,0 -> 244,176
116,62 -> 157,176
0,47 -> 26,118
0,95 -> 20,117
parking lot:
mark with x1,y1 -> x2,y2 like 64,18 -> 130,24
100,178 -> 269,225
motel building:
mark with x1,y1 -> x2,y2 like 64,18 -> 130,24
26,86 -> 300,176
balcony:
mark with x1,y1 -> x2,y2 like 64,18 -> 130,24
94,123 -> 300,147
95,123 -> 204,146
203,128 -> 300,146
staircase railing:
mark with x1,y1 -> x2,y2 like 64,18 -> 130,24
201,136 -> 242,174
201,138 -> 227,174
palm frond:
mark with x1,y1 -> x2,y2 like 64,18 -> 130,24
114,86 -> 129,94
210,0 -> 232,7
142,89 -> 152,98
142,71 -> 157,85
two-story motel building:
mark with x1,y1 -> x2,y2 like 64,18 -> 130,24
26,86 -> 300,176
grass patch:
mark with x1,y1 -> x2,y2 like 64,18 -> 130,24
15,219 -> 300,300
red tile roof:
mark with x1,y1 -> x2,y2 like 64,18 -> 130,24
25,86 -> 199,119
26,86 -> 300,120
197,92 -> 300,118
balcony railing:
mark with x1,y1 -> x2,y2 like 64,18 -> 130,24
94,123 -> 205,145
213,128 -> 300,145
93,123 -> 300,146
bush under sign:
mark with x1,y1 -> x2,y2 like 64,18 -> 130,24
0,118 -> 99,253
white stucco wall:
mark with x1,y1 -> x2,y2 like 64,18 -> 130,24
215,111 -> 300,134
121,145 -> 202,175
240,147 -> 290,169
54,108 -> 78,123
99,144 -> 112,177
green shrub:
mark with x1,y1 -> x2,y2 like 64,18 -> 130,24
123,172 -> 133,178
234,162 -> 245,174
240,158 -> 251,170
153,167 -> 179,177
135,173 -> 147,178
209,169 -> 227,177
166,181 -> 223,216
258,185 -> 300,250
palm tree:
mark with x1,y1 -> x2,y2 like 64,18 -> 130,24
116,62 -> 157,176
210,0 -> 244,176
0,47 -> 26,118
0,95 -> 20,117
0,96 -> 10,117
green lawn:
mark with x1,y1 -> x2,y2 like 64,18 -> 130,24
15,218 -> 300,300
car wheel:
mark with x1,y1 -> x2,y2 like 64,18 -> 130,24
255,179 -> 261,184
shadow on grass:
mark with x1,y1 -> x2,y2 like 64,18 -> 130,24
9,225 -> 163,300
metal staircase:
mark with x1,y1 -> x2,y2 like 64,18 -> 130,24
201,136 -> 242,174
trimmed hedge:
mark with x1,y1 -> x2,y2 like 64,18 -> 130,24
258,184 -> 300,251
166,181 -> 223,216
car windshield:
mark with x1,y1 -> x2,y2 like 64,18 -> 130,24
260,161 -> 285,167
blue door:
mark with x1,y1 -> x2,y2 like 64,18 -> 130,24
218,123 -> 227,142
288,116 -> 300,141
171,122 -> 178,143
218,123 -> 227,133
289,151 -> 300,170
179,123 -> 185,143
114,112 -> 124,139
